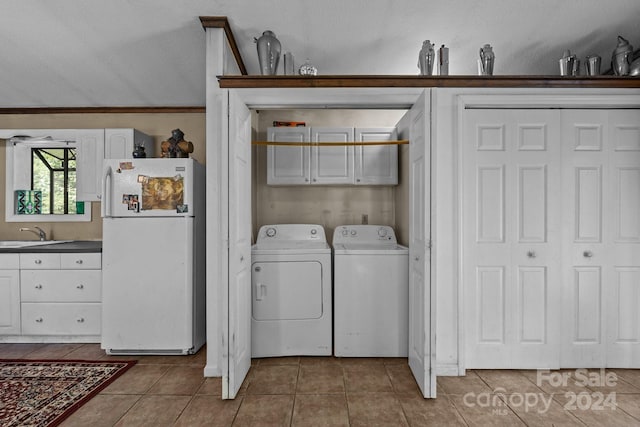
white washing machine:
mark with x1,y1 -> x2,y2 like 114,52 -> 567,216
251,224 -> 332,357
333,225 -> 409,357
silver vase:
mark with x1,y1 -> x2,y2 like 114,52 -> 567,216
255,30 -> 281,75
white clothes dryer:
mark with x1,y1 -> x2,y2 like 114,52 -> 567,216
333,225 -> 409,357
251,224 -> 332,357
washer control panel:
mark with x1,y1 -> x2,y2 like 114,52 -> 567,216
256,224 -> 327,243
333,225 -> 397,245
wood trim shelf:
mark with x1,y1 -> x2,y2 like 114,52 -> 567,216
252,140 -> 409,147
219,75 -> 640,89
0,106 -> 205,115
200,16 -> 248,75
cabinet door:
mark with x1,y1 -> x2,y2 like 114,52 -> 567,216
0,269 -> 20,334
76,129 -> 105,201
355,127 -> 398,185
105,129 -> 154,159
104,129 -> 134,159
267,127 -> 311,185
311,127 -> 354,184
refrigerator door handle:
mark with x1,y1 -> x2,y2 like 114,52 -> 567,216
102,165 -> 113,217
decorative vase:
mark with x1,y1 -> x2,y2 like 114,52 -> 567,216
612,35 -> 633,76
255,30 -> 281,75
479,44 -> 495,76
418,40 -> 435,76
132,144 -> 146,158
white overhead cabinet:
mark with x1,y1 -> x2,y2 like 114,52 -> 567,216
60,128 -> 153,201
76,129 -> 106,202
104,128 -> 155,159
355,127 -> 398,185
267,126 -> 397,185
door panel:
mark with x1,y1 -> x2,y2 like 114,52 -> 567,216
407,90 -> 435,397
606,110 -> 640,367
561,110 -> 607,367
224,90 -> 252,399
464,109 -> 561,369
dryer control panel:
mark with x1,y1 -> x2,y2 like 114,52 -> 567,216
333,225 -> 397,244
256,224 -> 327,243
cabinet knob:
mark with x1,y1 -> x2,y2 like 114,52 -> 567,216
312,178 -> 317,182
76,259 -> 83,264
35,318 -> 43,323
35,284 -> 43,289
527,251 -> 537,258
76,318 -> 85,323
357,179 -> 361,182
305,178 -> 309,182
583,250 -> 594,258
34,259 -> 42,265
77,284 -> 84,289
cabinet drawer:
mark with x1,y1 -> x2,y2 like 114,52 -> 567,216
21,270 -> 101,302
61,253 -> 101,269
20,253 -> 60,269
0,254 -> 19,270
21,303 -> 101,335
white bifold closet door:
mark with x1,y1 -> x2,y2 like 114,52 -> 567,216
463,109 -> 562,369
464,108 -> 640,369
561,110 -> 640,368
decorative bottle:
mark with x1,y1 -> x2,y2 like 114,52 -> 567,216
255,30 -> 281,75
418,40 -> 435,76
612,35 -> 633,76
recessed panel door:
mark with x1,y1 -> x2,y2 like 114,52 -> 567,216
224,90 -> 252,399
407,89 -> 435,398
606,110 -> 640,367
464,109 -> 561,368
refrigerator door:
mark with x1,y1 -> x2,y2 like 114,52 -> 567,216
102,158 -> 196,218
101,216 -> 195,353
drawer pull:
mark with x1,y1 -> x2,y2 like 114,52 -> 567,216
76,259 -> 83,264
35,318 -> 43,323
77,284 -> 84,289
34,259 -> 42,265
35,284 -> 43,289
77,318 -> 85,323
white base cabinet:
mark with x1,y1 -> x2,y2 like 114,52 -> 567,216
0,255 -> 20,335
0,252 -> 102,342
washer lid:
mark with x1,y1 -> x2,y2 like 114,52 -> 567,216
333,243 -> 409,255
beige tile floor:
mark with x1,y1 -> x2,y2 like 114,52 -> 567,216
1,343 -> 640,426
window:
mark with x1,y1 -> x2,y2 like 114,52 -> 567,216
4,132 -> 92,222
32,147 -> 79,214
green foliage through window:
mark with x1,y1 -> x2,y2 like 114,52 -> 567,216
31,147 -> 77,214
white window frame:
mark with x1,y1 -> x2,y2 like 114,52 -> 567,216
5,136 -> 92,222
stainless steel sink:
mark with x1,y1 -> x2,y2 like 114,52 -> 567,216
0,240 -> 71,248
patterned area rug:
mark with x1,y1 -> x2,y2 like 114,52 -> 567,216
0,359 -> 136,427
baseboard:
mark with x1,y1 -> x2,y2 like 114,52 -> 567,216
204,364 -> 221,377
437,363 -> 462,376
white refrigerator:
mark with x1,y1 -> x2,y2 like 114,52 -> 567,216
100,158 -> 206,355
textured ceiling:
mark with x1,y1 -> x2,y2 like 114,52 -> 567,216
1,0 -> 639,108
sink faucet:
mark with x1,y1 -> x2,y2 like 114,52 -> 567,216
19,226 -> 47,241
